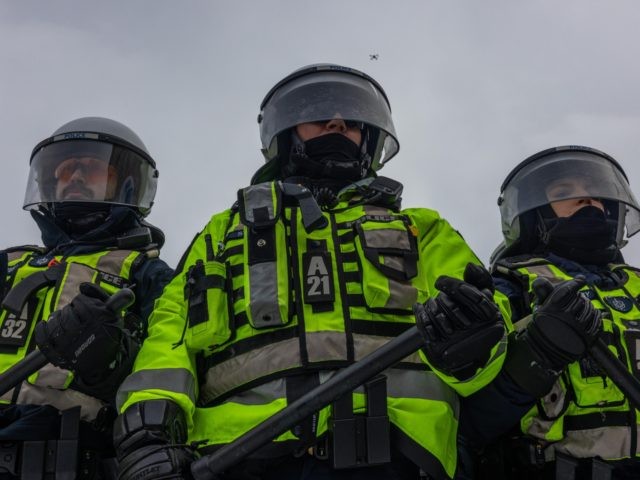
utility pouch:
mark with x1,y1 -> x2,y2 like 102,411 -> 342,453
555,453 -> 579,480
185,259 -> 232,349
238,182 -> 289,329
21,406 -> 80,480
329,375 -> 390,469
570,329 -> 625,408
354,216 -> 421,310
0,442 -> 19,476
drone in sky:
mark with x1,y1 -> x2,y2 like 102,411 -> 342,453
369,53 -> 379,60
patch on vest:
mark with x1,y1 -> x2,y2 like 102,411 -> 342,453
603,296 -> 633,313
581,289 -> 597,301
0,313 -> 30,349
303,251 -> 334,304
28,252 -> 55,268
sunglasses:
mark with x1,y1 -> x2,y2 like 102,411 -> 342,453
54,157 -> 116,183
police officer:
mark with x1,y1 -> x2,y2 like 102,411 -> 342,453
0,117 -> 173,479
478,146 -> 640,479
114,64 -> 510,480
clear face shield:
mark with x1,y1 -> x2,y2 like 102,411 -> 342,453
259,71 -> 399,170
499,150 -> 640,246
24,139 -> 158,215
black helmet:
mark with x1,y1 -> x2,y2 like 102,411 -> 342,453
497,145 -> 640,256
252,63 -> 399,184
24,116 -> 158,217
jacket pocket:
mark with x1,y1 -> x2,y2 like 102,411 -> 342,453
354,217 -> 421,311
185,259 -> 232,350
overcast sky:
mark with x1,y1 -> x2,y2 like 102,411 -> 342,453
2,1 -> 640,268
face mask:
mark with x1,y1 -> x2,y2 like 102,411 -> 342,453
284,133 -> 364,181
51,202 -> 111,234
541,205 -> 618,264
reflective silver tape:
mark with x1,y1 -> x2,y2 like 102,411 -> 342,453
116,367 -> 196,409
249,261 -> 283,326
96,250 -> 133,275
243,183 -> 276,224
57,263 -> 94,309
200,337 -> 302,404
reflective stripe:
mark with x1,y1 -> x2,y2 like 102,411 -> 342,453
352,333 -> 422,364
97,249 -> 134,275
201,332 -> 427,404
306,331 -> 348,363
363,229 -> 411,250
33,363 -> 70,389
552,425 -> 636,460
363,205 -> 392,216
527,265 -> 562,284
242,183 -> 276,223
117,368 -> 196,409
221,369 -> 458,412
1,382 -> 106,422
57,263 -> 95,309
201,337 -> 302,404
386,266 -> 418,310
249,261 -> 282,326
222,378 -> 288,405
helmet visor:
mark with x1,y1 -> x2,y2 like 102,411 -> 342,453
500,151 -> 640,237
260,71 -> 399,168
24,139 -> 158,213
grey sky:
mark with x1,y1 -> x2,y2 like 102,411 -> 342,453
2,1 -> 640,267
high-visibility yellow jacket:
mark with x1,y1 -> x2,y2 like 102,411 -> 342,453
119,181 -> 510,479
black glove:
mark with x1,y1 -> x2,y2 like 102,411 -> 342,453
115,400 -> 197,480
118,444 -> 198,480
34,282 -> 124,383
415,263 -> 505,380
503,276 -> 602,397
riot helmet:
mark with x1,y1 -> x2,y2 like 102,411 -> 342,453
497,146 -> 640,261
24,117 -> 158,218
252,64 -> 399,184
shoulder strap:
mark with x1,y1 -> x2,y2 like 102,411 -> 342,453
1,262 -> 66,315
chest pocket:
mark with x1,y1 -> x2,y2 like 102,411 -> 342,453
354,217 -> 421,311
185,260 -> 233,350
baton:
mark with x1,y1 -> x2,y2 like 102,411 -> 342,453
0,288 -> 135,397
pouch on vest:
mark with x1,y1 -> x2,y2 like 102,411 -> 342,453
354,216 -> 420,311
568,329 -> 626,408
238,182 -> 290,329
185,259 -> 233,350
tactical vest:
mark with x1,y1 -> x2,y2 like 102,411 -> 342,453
0,245 -> 147,421
120,182 -> 466,479
495,256 -> 640,461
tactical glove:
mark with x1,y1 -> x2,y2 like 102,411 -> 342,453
415,263 -> 505,381
34,282 -> 124,384
115,400 -> 198,480
503,276 -> 603,397
117,444 -> 198,480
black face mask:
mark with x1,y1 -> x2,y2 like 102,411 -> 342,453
51,202 -> 111,235
283,133 -> 364,181
540,205 -> 619,264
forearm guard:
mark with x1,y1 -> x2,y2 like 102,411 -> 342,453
113,400 -> 187,459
